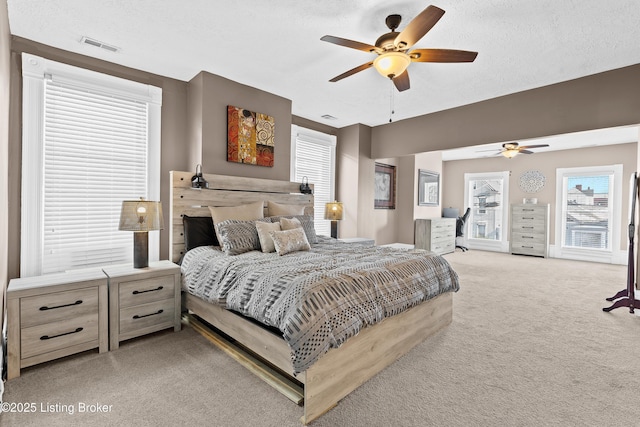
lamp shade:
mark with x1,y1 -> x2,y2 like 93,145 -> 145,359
118,199 -> 164,232
373,51 -> 411,78
324,201 -> 344,221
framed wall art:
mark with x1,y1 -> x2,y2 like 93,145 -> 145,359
374,162 -> 396,209
418,169 -> 440,206
227,105 -> 275,167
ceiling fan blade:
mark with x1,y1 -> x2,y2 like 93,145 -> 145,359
394,5 -> 445,49
518,144 -> 550,150
519,150 -> 534,154
393,70 -> 410,92
320,35 -> 380,53
410,48 -> 478,63
328,62 -> 374,82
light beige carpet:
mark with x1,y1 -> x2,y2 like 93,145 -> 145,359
2,250 -> 639,426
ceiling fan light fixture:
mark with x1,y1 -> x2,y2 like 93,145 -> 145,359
373,51 -> 411,79
502,149 -> 519,159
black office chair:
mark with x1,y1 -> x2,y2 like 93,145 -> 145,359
455,208 -> 471,252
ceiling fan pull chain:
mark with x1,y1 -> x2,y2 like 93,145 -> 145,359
389,80 -> 395,123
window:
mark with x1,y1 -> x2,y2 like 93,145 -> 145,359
555,165 -> 622,262
21,53 -> 162,276
464,171 -> 510,252
290,125 -> 336,237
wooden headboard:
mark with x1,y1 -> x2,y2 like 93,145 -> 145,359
169,171 -> 314,262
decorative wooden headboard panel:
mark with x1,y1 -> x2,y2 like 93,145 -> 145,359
169,171 -> 314,262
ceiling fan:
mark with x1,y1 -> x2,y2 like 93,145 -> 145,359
497,142 -> 550,158
320,5 -> 478,92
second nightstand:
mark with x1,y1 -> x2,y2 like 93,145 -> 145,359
103,260 -> 181,350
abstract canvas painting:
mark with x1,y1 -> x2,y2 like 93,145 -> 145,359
227,105 -> 275,167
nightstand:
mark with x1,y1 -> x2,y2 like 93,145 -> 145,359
7,269 -> 109,379
103,260 -> 181,350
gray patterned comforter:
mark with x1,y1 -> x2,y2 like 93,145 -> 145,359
181,237 -> 459,373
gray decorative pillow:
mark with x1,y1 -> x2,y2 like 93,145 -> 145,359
269,215 -> 318,244
208,200 -> 264,241
217,219 -> 271,255
269,228 -> 311,256
256,221 -> 281,253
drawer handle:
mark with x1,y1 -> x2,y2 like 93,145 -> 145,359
40,327 -> 83,340
523,236 -> 534,239
522,217 -> 534,220
132,286 -> 164,295
522,226 -> 534,229
523,246 -> 534,249
133,309 -> 164,319
39,300 -> 83,311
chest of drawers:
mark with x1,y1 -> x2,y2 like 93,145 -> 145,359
7,269 -> 108,379
510,204 -> 550,257
103,260 -> 181,350
414,218 -> 456,255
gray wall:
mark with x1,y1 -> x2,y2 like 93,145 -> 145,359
188,71 -> 293,181
8,37 -> 191,279
442,143 -> 638,251
5,34 -> 640,278
372,64 -> 640,159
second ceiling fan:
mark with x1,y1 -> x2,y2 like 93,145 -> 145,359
320,4 -> 478,92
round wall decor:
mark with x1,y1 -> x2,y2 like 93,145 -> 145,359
519,170 -> 545,193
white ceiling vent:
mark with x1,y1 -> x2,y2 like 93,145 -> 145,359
80,36 -> 120,53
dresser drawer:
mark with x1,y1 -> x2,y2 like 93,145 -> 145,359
432,241 -> 455,255
430,232 -> 453,243
119,298 -> 175,335
21,312 -> 99,359
512,232 -> 545,244
512,205 -> 546,216
511,241 -> 546,255
512,214 -> 546,226
20,287 -> 99,328
119,275 -> 175,308
511,223 -> 545,235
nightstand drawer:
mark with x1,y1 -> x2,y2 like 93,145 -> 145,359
119,298 -> 175,335
21,312 -> 99,359
119,275 -> 175,308
20,288 -> 99,328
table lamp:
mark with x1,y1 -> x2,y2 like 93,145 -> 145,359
119,198 -> 164,268
324,201 -> 343,239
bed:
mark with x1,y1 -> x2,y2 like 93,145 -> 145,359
170,170 -> 459,424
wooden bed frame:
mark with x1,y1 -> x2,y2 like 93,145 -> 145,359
170,170 -> 453,424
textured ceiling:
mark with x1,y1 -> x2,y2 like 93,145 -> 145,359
6,0 -> 640,131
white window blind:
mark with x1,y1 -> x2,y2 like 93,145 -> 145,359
41,82 -> 148,273
291,126 -> 336,237
21,53 -> 162,276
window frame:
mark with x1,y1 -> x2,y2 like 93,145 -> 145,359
463,171 -> 511,252
21,53 -> 162,277
554,164 -> 623,263
290,125 -> 336,237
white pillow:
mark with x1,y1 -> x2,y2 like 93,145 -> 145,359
256,221 -> 281,253
267,201 -> 305,216
269,228 -> 311,256
279,216 -> 303,231
208,201 -> 264,238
